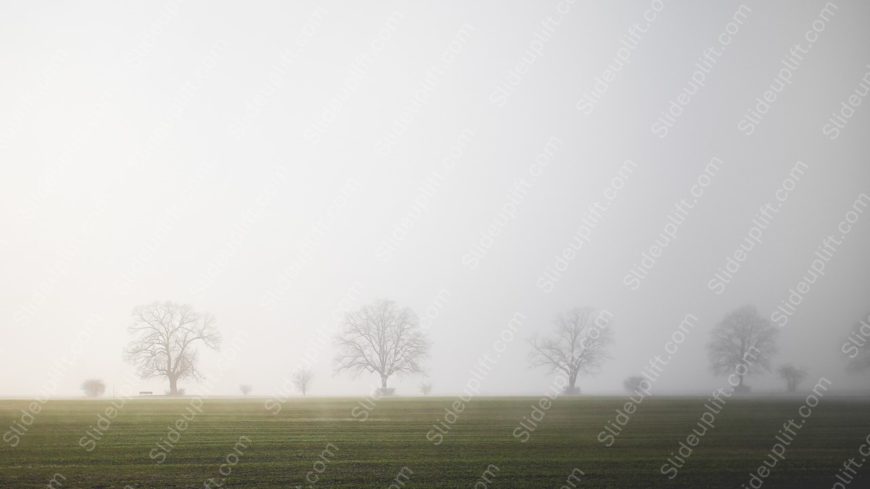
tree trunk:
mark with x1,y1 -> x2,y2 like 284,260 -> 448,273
737,373 -> 744,387
380,374 -> 388,390
564,370 -> 580,395
169,375 -> 179,396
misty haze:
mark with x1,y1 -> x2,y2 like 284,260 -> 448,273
1,1 -> 869,488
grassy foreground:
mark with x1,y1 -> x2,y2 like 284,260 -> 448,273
1,396 -> 868,488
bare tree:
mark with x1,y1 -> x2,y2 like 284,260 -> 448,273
777,364 -> 807,393
240,384 -> 252,396
81,379 -> 106,398
528,307 -> 613,395
293,368 -> 314,396
623,375 -> 650,395
124,301 -> 221,396
420,382 -> 432,395
708,305 -> 777,392
334,299 -> 429,394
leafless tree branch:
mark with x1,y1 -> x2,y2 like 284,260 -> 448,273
334,299 -> 429,390
124,301 -> 221,395
528,307 -> 613,393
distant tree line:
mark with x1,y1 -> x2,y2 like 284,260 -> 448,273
76,300 -> 870,398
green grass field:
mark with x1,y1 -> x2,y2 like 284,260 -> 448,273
1,396 -> 868,488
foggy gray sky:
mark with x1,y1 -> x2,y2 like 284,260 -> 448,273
1,0 -> 869,397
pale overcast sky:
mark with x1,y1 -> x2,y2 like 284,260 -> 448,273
1,0 -> 868,397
